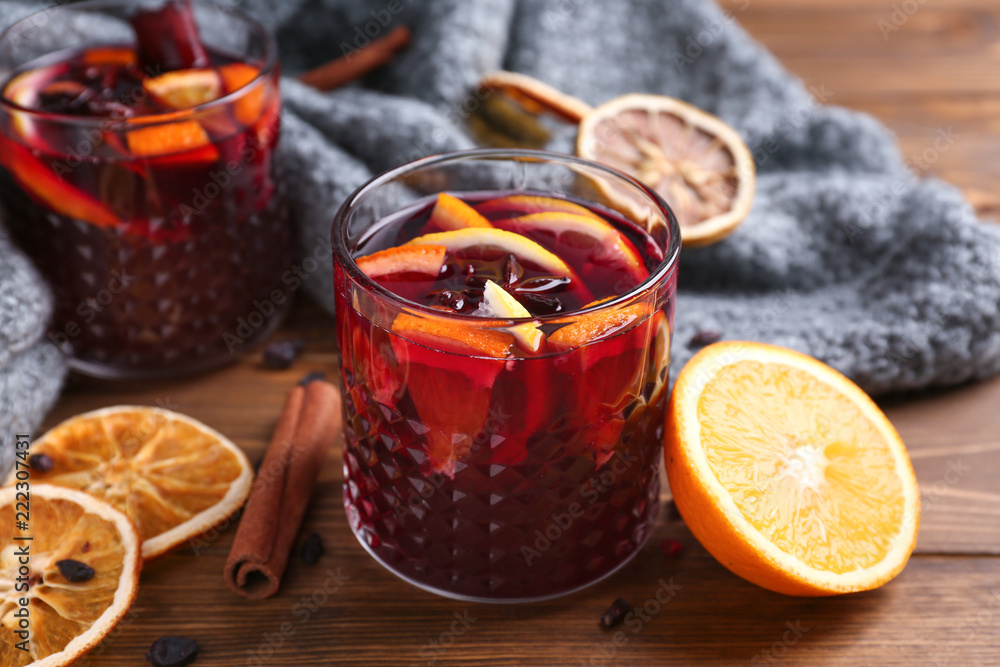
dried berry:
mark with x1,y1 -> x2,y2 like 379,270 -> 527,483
503,254 -> 524,286
298,371 -> 326,386
262,339 -> 304,369
660,539 -> 685,557
663,499 -> 682,522
688,329 -> 722,349
300,532 -> 324,565
147,636 -> 199,667
29,453 -> 54,473
600,598 -> 631,629
56,559 -> 95,583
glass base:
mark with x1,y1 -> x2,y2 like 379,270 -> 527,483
65,297 -> 291,381
346,507 -> 654,604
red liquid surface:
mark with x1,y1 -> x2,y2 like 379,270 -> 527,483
0,44 -> 287,376
336,192 -> 675,600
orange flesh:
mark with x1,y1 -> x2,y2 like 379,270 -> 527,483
429,193 -> 493,230
697,360 -> 905,574
0,497 -> 128,665
219,63 -> 265,125
356,245 -> 446,279
142,68 -> 222,110
126,120 -> 217,159
391,313 -> 512,359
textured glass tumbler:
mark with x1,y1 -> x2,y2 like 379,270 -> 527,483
333,149 -> 681,601
0,0 -> 288,379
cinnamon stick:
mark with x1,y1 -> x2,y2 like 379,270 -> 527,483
296,25 -> 411,91
224,377 -> 341,599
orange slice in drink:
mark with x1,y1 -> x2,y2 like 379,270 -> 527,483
666,342 -> 920,595
125,119 -> 219,162
479,280 -> 543,352
578,94 -> 755,247
405,228 -> 573,277
493,212 -> 648,285
0,484 -> 141,667
474,194 -> 603,221
82,46 -> 137,66
7,406 -> 254,560
428,193 -> 493,231
219,63 -> 266,126
356,244 -> 446,279
391,313 -> 513,476
0,134 -> 120,228
143,68 -> 222,110
550,302 -> 657,466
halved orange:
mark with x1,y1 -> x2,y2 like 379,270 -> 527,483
428,193 -> 492,231
492,212 -> 647,284
578,94 -> 755,247
391,313 -> 512,476
405,228 -> 573,278
6,406 -> 254,560
666,342 -> 920,595
142,68 -> 222,110
474,194 -> 603,221
125,120 -> 219,162
0,484 -> 141,666
356,244 -> 446,279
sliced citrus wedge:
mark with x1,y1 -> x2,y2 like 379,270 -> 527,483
6,406 -> 254,560
143,68 -> 222,110
82,46 -> 137,66
356,244 -> 446,279
428,192 -> 493,231
478,280 -> 542,352
474,194 -> 602,221
578,94 -> 755,247
391,313 -> 512,476
666,342 -> 920,596
0,484 -> 141,667
492,212 -> 647,285
125,120 -> 219,162
0,135 -> 120,228
406,228 -> 573,277
219,63 -> 265,126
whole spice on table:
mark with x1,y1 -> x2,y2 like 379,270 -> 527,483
660,539 -> 685,557
262,339 -> 305,369
600,598 -> 631,629
146,636 -> 200,667
299,532 -> 325,565
223,377 -> 341,599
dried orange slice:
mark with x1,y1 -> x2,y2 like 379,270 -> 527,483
406,228 -> 573,278
666,342 -> 920,595
479,71 -> 593,124
6,406 -> 253,560
356,244 -> 446,279
125,120 -> 218,161
578,94 -> 755,247
492,212 -> 647,284
470,72 -> 593,149
142,68 -> 222,110
428,193 -> 492,231
0,484 -> 141,666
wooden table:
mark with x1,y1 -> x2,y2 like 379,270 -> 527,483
49,1 -> 1000,664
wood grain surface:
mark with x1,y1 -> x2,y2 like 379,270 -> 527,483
41,1 -> 1000,665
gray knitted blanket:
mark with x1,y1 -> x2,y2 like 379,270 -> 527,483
3,0 -> 1000,442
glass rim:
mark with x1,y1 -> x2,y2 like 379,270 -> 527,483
0,0 -> 277,126
332,148 -> 683,325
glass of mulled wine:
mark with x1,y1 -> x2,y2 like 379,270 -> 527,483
333,149 -> 681,601
0,0 -> 288,379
